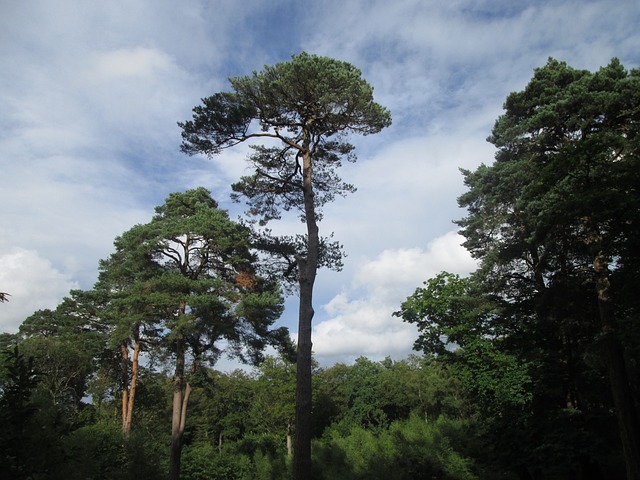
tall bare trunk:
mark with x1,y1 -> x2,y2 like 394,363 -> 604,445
121,342 -> 129,436
169,338 -> 187,480
122,338 -> 140,438
595,254 -> 640,480
287,419 -> 293,457
293,147 -> 318,480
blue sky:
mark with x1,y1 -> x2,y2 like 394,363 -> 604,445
1,0 -> 639,367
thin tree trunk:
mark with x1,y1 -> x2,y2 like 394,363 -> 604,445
181,382 -> 192,435
293,147 -> 319,480
121,341 -> 130,436
287,419 -> 293,457
595,254 -> 640,480
122,338 -> 140,438
169,339 -> 186,480
124,339 -> 140,436
294,276 -> 314,479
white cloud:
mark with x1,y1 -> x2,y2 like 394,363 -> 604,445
0,245 -> 79,334
88,47 -> 175,80
1,0 -> 638,367
311,231 -> 477,362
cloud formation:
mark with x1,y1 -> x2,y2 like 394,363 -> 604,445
1,0 -> 638,365
0,244 -> 79,333
312,231 -> 477,363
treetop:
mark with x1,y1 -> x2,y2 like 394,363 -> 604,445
179,52 -> 391,156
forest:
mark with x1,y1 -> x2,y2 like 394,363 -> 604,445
1,55 -> 640,480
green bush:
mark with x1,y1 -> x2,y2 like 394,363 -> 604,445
312,415 -> 478,480
61,420 -> 163,480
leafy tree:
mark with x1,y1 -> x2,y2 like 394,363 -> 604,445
462,58 -> 640,479
105,188 -> 286,480
97,246 -> 165,437
251,355 -> 297,456
312,362 -> 350,436
378,355 -> 470,424
342,357 -> 388,429
0,347 -> 38,479
18,290 -> 108,411
395,273 -> 481,357
395,273 -> 533,419
188,368 -> 255,450
179,51 -> 391,479
408,59 -> 640,479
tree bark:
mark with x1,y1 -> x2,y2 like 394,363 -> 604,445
121,337 -> 140,438
121,342 -> 130,436
595,254 -> 640,480
293,147 -> 319,480
169,338 -> 186,480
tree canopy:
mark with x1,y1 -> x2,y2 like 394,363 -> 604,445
4,55 -> 639,480
98,188 -> 287,480
180,52 -> 391,480
397,58 -> 640,480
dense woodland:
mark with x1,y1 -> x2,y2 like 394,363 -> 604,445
2,57 -> 640,480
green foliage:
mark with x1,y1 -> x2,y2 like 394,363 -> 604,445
313,415 -> 478,480
188,368 -> 254,445
181,440 -> 290,480
380,355 -> 470,422
181,443 -> 250,480
312,362 -> 349,434
397,58 -> 640,478
395,272 -> 479,356
0,347 -> 39,479
180,53 -> 391,480
250,356 -> 296,441
252,449 -> 290,480
180,52 -> 391,273
17,290 -> 109,409
1,336 -> 483,480
342,356 -> 388,428
54,400 -> 165,480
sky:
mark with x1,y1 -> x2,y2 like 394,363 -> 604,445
1,0 -> 639,368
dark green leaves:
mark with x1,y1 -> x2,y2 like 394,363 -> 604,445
180,52 -> 390,156
229,52 -> 391,137
395,272 -> 476,356
99,188 -> 286,367
179,93 -> 257,155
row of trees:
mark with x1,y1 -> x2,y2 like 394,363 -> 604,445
1,187 -> 290,479
1,55 -> 638,479
1,316 -> 482,480
3,52 -> 392,480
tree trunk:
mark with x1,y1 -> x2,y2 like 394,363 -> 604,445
595,254 -> 640,480
293,147 -> 319,480
287,419 -> 293,457
169,339 -> 187,480
121,341 -> 130,436
122,338 -> 140,438
294,274 -> 314,479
